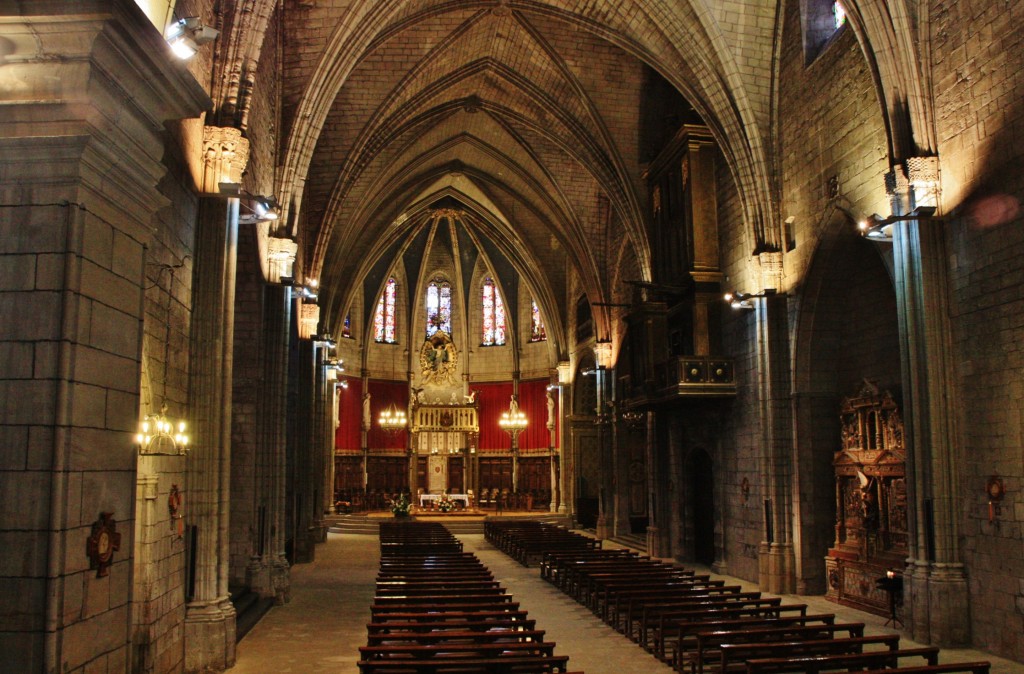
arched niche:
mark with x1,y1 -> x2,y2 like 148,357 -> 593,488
791,212 -> 901,594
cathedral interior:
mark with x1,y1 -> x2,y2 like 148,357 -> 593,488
1,0 -> 1023,672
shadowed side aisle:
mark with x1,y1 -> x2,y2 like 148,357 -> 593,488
232,532 -> 379,673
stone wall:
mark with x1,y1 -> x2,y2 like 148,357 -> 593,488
716,151 -> 763,583
933,0 -> 1024,660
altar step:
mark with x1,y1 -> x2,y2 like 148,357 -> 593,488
326,512 -> 573,536
327,514 -> 379,535
609,532 -> 648,552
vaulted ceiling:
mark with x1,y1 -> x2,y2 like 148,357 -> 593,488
201,0 -> 931,355
265,1 -> 777,354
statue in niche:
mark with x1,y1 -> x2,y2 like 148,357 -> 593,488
547,390 -> 556,428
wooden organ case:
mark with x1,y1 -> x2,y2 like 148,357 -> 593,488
825,381 -> 908,616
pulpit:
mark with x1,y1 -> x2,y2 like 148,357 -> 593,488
825,381 -> 908,616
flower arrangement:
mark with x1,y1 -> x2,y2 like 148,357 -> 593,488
389,493 -> 411,517
436,494 -> 456,513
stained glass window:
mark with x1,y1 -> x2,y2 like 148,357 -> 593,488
530,299 -> 547,342
482,277 -> 506,346
342,313 -> 352,339
832,1 -> 847,30
425,279 -> 452,337
374,277 -> 397,343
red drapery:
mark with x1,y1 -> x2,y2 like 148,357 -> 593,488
367,380 -> 409,449
334,377 -> 362,450
475,382 -> 514,451
474,380 -> 559,451
518,379 -> 558,450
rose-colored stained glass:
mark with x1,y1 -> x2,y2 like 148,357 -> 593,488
426,280 -> 451,337
494,287 -> 505,345
374,277 -> 397,343
482,277 -> 506,346
530,299 -> 546,342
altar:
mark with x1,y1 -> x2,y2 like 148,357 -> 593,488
825,381 -> 907,617
418,493 -> 470,508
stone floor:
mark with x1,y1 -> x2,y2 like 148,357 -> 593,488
231,531 -> 1024,673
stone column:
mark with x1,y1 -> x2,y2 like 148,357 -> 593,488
755,274 -> 796,594
0,4 -> 209,672
185,195 -> 240,672
556,362 -> 572,515
594,366 -> 613,540
645,411 -> 662,555
183,122 -> 250,672
247,282 -> 291,603
887,158 -> 970,646
313,343 -> 330,539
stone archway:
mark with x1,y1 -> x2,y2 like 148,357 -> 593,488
791,213 -> 901,594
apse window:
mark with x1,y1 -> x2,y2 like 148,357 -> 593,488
530,299 -> 547,342
802,0 -> 850,64
374,277 -> 398,344
481,277 -> 506,346
832,1 -> 847,30
425,279 -> 452,337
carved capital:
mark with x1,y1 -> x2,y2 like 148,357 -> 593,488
201,126 -> 250,195
757,251 -> 784,293
905,155 -> 941,210
298,302 -> 319,340
266,236 -> 297,284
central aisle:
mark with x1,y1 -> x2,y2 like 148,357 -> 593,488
231,530 -> 673,673
459,534 -> 676,674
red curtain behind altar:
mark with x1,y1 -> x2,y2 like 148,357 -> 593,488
334,377 -> 362,450
518,379 -> 558,450
475,382 -> 514,451
367,380 -> 409,449
474,380 -> 559,451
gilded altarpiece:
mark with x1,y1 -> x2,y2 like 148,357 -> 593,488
825,382 -> 908,616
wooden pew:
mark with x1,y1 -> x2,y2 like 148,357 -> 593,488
677,622 -> 866,673
713,633 -> 901,672
368,608 -> 530,625
743,644 -> 941,674
364,627 -> 547,646
366,616 -> 537,635
652,614 -> 836,663
357,653 -> 572,673
656,605 -> 812,660
854,666 -> 991,674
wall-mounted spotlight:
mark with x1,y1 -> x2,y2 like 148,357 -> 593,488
723,288 -> 777,310
857,206 -> 939,243
313,333 -> 337,349
238,195 -> 280,225
282,278 -> 318,302
165,17 -> 219,60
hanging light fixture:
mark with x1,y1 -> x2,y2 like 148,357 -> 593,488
378,402 -> 407,434
136,259 -> 192,456
499,396 -> 528,439
136,404 -> 190,456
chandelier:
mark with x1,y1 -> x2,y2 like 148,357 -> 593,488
136,404 -> 190,456
378,402 -> 407,434
136,259 -> 192,456
499,397 -> 528,440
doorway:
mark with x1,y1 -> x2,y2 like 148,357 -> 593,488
689,448 -> 715,565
